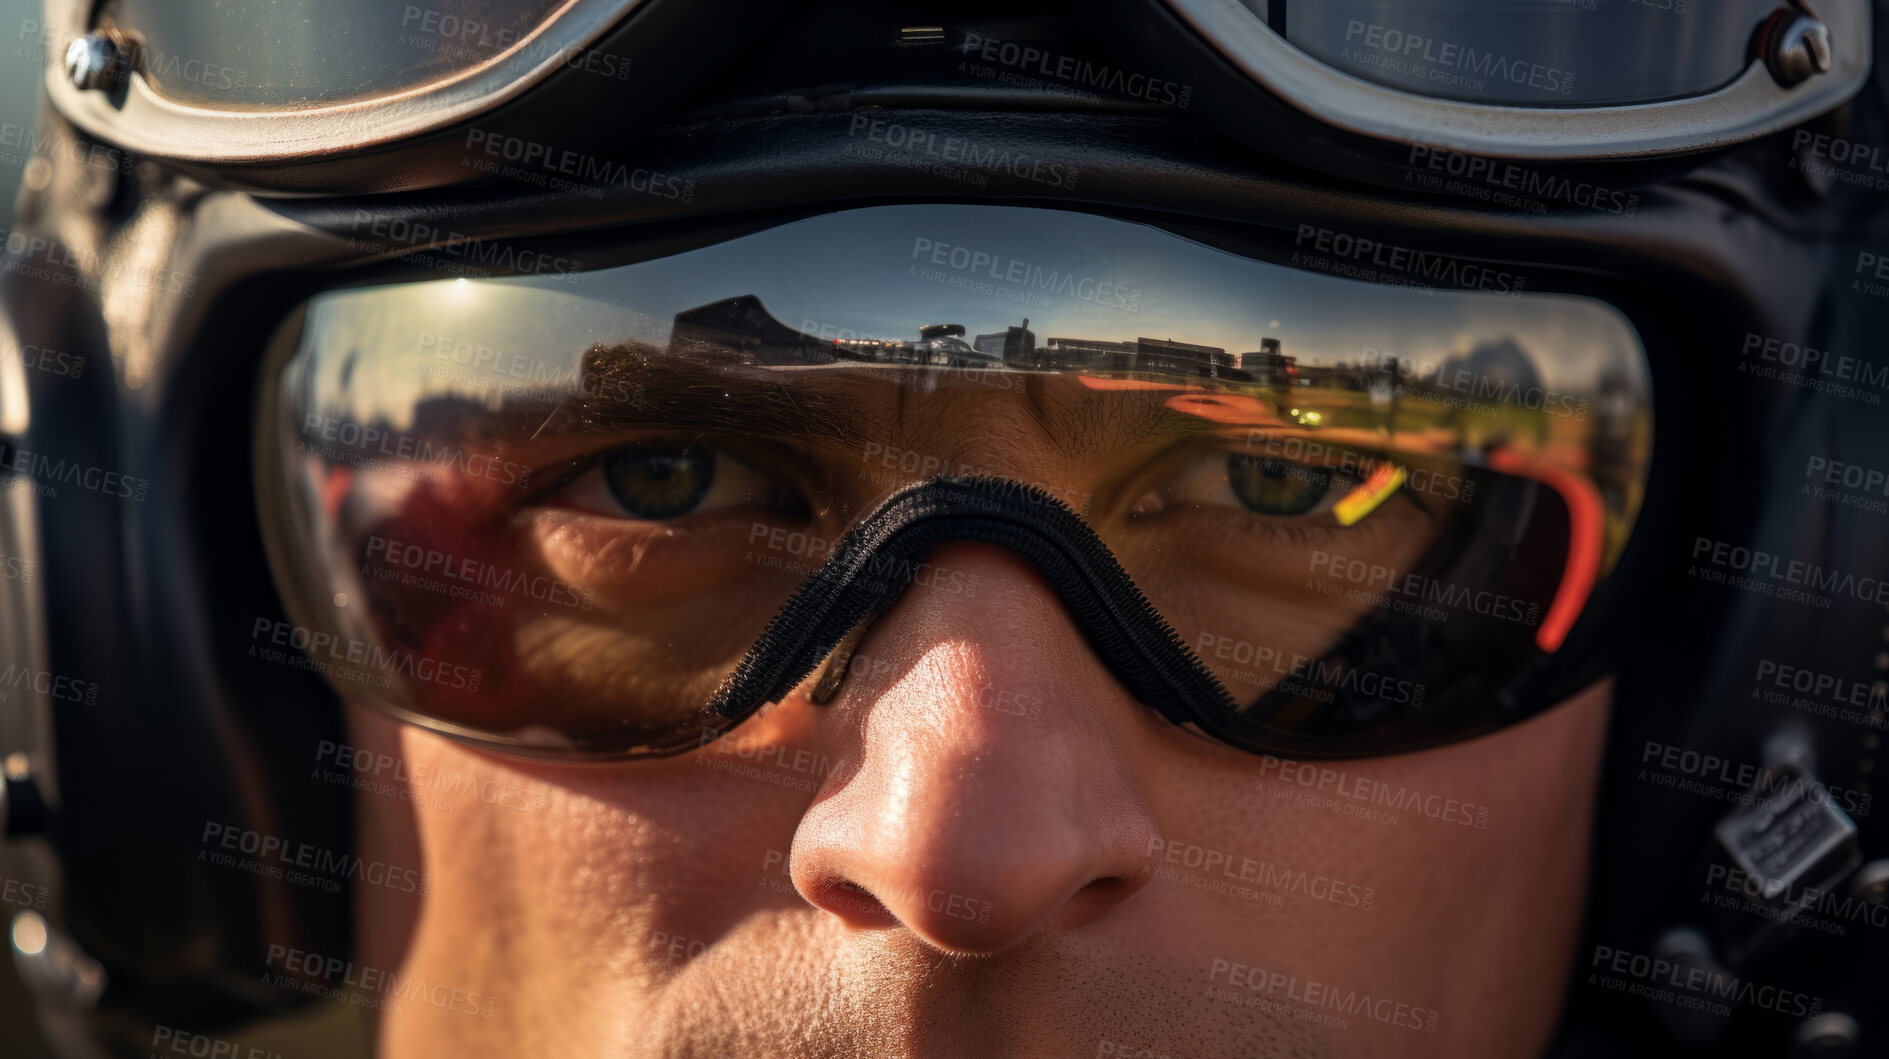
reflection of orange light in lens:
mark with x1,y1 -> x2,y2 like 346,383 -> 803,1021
1160,392 -> 1283,425
1333,463 -> 1406,527
1486,449 -> 1603,654
1078,377 -> 1192,392
320,465 -> 355,521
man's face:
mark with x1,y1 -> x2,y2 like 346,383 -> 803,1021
335,368 -> 1611,1058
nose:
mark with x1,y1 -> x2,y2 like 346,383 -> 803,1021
788,543 -> 1162,954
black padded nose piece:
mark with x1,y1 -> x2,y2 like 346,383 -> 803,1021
707,475 -> 1235,730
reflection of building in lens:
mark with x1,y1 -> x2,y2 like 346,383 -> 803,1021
1236,337 -> 1297,390
1288,359 -> 1369,393
912,323 -> 1003,367
1038,335 -> 1235,378
1037,336 -> 1129,370
836,325 -> 1004,368
973,321 -> 1037,365
1142,338 -> 1233,377
668,294 -> 837,365
666,295 -> 1313,392
668,295 -> 1028,370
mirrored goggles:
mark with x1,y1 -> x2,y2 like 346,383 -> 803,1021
1140,0 -> 1868,159
42,0 -> 1869,184
255,204 -> 1653,761
37,0 -> 752,187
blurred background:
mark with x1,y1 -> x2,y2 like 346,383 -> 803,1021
0,2 -> 369,1052
0,0 -> 38,220
0,0 -> 57,1048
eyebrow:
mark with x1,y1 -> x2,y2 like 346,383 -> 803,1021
515,340 -> 885,451
501,339 -> 1278,465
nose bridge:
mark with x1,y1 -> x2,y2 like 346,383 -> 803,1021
834,540 -> 1113,742
787,542 -> 1161,954
913,412 -> 1097,513
880,383 -> 1064,471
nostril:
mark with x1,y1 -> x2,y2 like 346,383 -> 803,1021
1062,876 -> 1141,929
807,877 -> 900,928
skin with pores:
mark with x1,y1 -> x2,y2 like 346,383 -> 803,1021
344,677 -> 1605,1057
333,373 -> 1608,1058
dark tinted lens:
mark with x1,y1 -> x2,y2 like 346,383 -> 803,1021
1269,0 -> 1777,106
100,0 -> 570,107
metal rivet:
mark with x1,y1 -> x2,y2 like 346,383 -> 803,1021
63,31 -> 125,93
1853,861 -> 1889,905
1649,929 -> 1733,1046
1793,1011 -> 1859,1056
9,912 -> 46,956
1768,15 -> 1833,87
9,913 -> 106,1010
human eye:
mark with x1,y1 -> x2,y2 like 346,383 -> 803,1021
1127,447 -> 1410,529
546,439 -> 811,522
1223,453 -> 1343,517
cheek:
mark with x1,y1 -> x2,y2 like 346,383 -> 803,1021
354,704 -> 826,987
1136,682 -> 1608,1052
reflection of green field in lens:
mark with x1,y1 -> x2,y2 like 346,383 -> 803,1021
1272,378 -> 1649,567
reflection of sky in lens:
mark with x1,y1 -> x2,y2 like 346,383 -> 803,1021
102,0 -> 567,106
300,204 -> 1645,428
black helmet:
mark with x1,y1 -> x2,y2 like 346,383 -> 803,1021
0,1 -> 1884,1056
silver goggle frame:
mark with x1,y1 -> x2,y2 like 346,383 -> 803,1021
39,0 -> 642,165
1162,0 -> 1872,160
